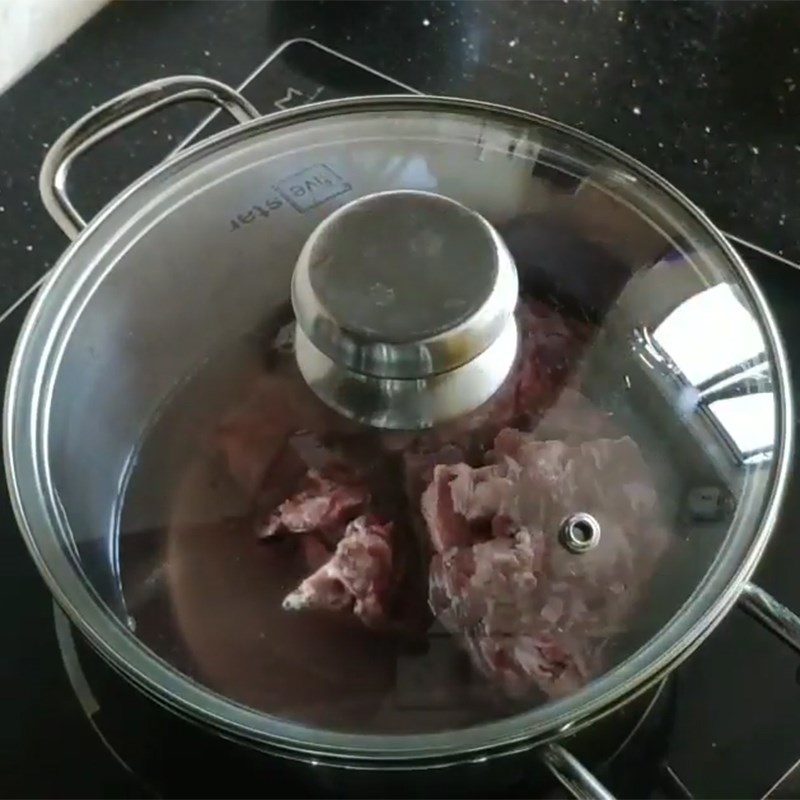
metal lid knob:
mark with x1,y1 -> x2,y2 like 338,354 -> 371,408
292,190 -> 519,429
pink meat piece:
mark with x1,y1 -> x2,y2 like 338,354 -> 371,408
259,470 -> 369,540
422,430 -> 668,700
282,516 -> 395,628
421,463 -> 517,552
401,444 -> 466,498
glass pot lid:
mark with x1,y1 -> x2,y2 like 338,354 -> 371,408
8,96 -> 789,756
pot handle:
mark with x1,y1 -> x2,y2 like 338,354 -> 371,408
538,582 -> 800,800
737,581 -> 800,653
542,743 -> 615,800
39,75 -> 261,240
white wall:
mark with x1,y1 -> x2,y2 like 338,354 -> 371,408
0,0 -> 107,94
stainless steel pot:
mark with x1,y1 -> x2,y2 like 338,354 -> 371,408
6,75 -> 800,798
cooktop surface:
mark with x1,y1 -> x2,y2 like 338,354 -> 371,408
2,11 -> 800,799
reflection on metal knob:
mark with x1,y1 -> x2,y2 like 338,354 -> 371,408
560,513 -> 601,554
292,190 -> 519,430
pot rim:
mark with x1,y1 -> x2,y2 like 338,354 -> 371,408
4,93 -> 793,765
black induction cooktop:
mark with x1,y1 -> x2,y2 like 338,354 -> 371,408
3,10 -> 800,799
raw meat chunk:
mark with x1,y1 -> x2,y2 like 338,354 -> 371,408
429,526 -> 544,632
421,463 -> 516,552
401,444 -> 466,500
422,430 -> 668,699
259,470 -> 370,540
283,516 -> 395,628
